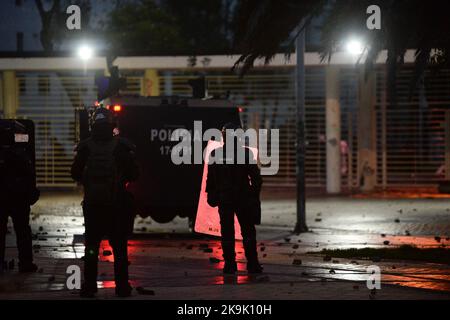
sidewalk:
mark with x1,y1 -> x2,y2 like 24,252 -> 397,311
0,192 -> 449,300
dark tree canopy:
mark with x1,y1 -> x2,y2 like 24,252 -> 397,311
232,0 -> 325,73
34,0 -> 235,56
106,0 -> 183,55
233,0 -> 450,97
106,0 -> 234,56
35,0 -> 92,52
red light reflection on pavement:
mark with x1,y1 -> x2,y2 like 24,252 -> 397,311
386,235 -> 448,248
213,275 -> 253,285
98,240 -> 114,262
97,280 -> 139,289
98,240 -> 142,263
97,280 -> 115,289
382,267 -> 450,292
209,242 -> 256,285
353,188 -> 450,199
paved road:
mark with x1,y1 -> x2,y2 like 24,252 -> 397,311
0,192 -> 449,300
32,192 -> 450,236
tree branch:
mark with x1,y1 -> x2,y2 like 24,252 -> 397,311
35,0 -> 45,17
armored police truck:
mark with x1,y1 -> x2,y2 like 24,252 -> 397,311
76,95 -> 241,224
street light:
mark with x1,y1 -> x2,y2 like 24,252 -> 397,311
294,19 -> 308,234
77,45 -> 93,61
346,39 -> 364,55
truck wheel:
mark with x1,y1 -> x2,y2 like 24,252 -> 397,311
151,211 -> 176,224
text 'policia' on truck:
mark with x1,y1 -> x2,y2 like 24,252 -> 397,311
76,69 -> 242,226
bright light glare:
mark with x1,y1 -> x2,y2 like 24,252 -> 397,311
346,40 -> 364,55
78,45 -> 93,60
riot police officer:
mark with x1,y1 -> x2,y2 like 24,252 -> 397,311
206,122 -> 263,274
0,120 -> 40,274
71,108 -> 139,297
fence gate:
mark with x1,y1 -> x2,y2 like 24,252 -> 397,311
376,67 -> 450,188
159,67 -> 362,189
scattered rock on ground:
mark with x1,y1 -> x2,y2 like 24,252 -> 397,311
136,287 -> 155,295
292,259 -> 302,265
209,257 -> 220,264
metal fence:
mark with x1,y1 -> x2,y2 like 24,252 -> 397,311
13,64 -> 450,189
159,67 -> 359,188
16,73 -> 142,187
375,67 -> 450,187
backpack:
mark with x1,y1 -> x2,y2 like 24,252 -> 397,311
0,146 -> 38,204
83,138 -> 120,206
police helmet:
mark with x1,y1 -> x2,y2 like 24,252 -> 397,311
92,107 -> 114,126
221,122 -> 243,143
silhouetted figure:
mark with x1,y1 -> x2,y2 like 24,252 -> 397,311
206,122 -> 263,274
0,120 -> 40,273
71,108 -> 139,298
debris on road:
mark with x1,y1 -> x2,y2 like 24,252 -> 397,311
209,257 -> 220,264
136,287 -> 155,295
103,250 -> 112,256
292,259 -> 302,265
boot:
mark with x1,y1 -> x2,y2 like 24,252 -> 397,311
80,282 -> 98,298
223,261 -> 237,275
16,230 -> 33,269
247,261 -> 263,274
83,245 -> 99,297
243,239 -> 263,274
111,238 -> 131,296
115,282 -> 133,297
221,240 -> 237,274
18,262 -> 38,273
